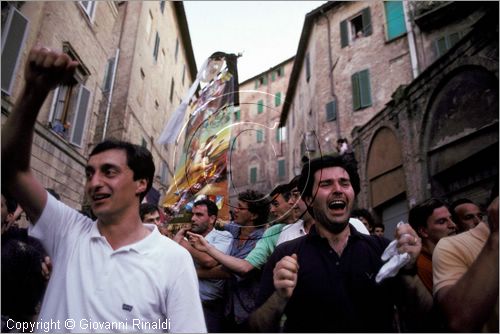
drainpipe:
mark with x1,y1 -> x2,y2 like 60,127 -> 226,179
321,9 -> 341,141
102,47 -> 120,141
403,1 -> 419,79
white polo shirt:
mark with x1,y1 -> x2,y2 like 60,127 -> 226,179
29,193 -> 206,333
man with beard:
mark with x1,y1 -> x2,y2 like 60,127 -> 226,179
174,199 -> 232,332
248,155 -> 422,332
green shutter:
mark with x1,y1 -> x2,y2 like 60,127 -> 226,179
275,92 -> 281,107
340,20 -> 349,48
234,110 -> 240,121
326,100 -> 337,121
250,167 -> 257,183
279,67 -> 284,76
384,1 -> 406,40
257,100 -> 264,113
278,160 -> 286,177
359,69 -> 372,108
262,75 -> 267,85
271,71 -> 276,82
254,80 -> 259,89
257,129 -> 263,143
362,7 -> 372,36
352,72 -> 361,110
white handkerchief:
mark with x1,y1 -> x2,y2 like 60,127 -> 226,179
375,221 -> 412,283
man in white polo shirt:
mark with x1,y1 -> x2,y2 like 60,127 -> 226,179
1,46 -> 206,333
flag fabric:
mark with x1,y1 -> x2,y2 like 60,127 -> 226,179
162,53 -> 239,223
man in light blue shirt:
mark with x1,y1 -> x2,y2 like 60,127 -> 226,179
174,199 -> 232,332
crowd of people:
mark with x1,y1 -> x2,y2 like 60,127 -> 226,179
1,46 -> 498,333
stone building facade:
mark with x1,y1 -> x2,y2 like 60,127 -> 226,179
281,1 -> 417,175
352,7 -> 498,238
1,1 -> 196,209
279,1 -> 497,237
228,57 -> 294,203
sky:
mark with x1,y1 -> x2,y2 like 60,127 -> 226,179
184,1 -> 326,82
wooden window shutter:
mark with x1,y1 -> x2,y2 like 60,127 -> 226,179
359,69 -> 372,108
1,6 -> 29,95
362,7 -> 372,36
326,100 -> 337,121
70,85 -> 91,146
352,72 -> 361,110
275,92 -> 281,107
340,19 -> 349,48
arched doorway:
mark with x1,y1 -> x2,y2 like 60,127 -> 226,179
425,66 -> 498,207
367,127 -> 407,238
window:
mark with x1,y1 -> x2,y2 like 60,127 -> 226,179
102,57 -> 116,93
153,32 -> 160,61
160,0 -> 166,14
434,31 -> 462,58
257,100 -> 264,114
384,1 -> 406,41
169,78 -> 175,102
249,166 -> 258,184
278,67 -> 284,77
79,1 -> 97,21
234,109 -> 240,121
49,83 -> 91,146
277,159 -> 286,179
256,129 -> 264,143
174,38 -> 179,62
1,5 -> 29,95
255,75 -> 267,88
305,53 -> 311,82
48,43 -> 91,147
276,127 -> 286,142
340,7 -> 372,48
352,69 -> 372,110
182,65 -> 186,86
271,67 -> 283,82
325,100 -> 337,121
275,92 -> 282,107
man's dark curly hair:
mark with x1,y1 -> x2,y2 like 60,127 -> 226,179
298,154 -> 360,198
238,189 -> 269,226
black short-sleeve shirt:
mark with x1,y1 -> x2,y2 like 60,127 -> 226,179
257,224 -> 397,332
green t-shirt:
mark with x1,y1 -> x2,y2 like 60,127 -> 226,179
245,223 -> 284,269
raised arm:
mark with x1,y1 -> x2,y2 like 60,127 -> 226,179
1,46 -> 78,223
196,265 -> 232,279
248,254 -> 298,332
434,197 -> 498,332
187,231 -> 254,275
174,227 -> 219,268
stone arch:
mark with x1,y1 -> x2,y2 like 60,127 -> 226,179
366,126 -> 408,238
421,64 -> 498,206
366,126 -> 406,207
